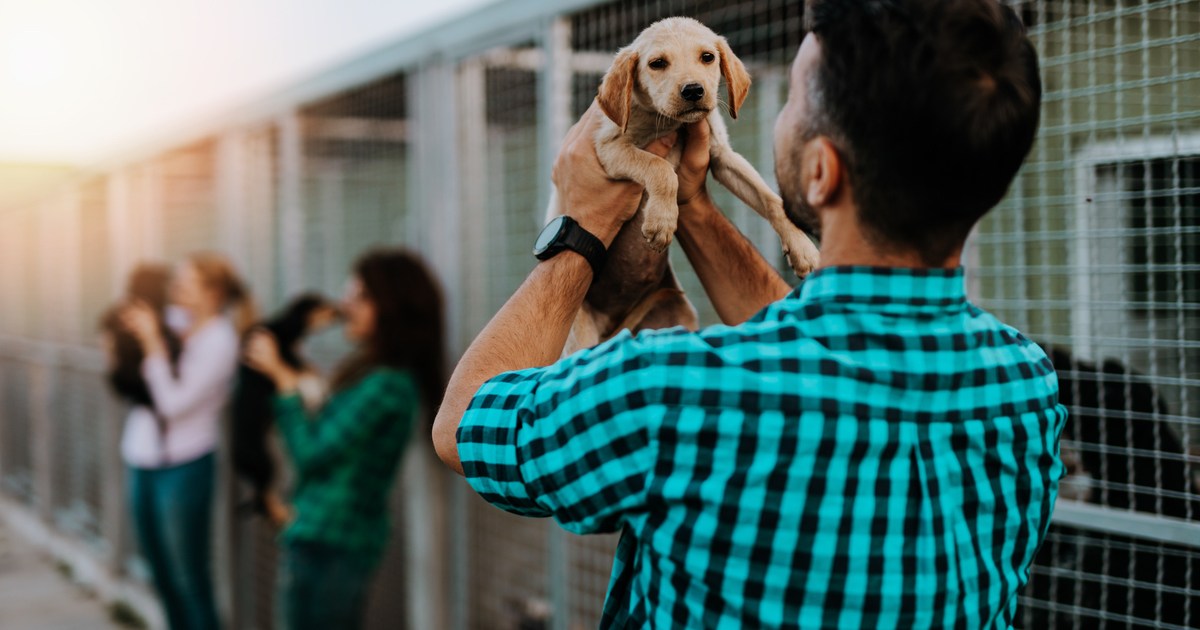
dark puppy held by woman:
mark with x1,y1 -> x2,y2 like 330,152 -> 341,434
231,293 -> 339,526
243,249 -> 445,630
100,263 -> 183,415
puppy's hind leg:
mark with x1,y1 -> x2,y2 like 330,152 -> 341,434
708,144 -> 820,278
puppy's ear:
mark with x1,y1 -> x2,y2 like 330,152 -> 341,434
597,48 -> 638,133
716,37 -> 751,119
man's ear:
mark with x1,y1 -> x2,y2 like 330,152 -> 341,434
597,48 -> 638,133
804,137 -> 844,208
716,37 -> 751,119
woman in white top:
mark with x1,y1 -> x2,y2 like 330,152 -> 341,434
119,252 -> 256,630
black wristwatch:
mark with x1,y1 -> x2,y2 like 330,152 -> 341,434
532,216 -> 607,275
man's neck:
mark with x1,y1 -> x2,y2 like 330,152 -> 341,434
814,212 -> 961,270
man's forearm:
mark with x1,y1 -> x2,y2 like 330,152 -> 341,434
676,193 -> 792,325
433,253 -> 593,474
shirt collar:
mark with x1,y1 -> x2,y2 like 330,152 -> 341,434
795,266 -> 968,313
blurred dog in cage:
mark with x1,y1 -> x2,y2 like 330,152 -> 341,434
547,17 -> 820,354
231,294 -> 339,526
1024,346 -> 1200,627
99,264 -> 183,439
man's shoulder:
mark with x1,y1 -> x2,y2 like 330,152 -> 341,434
965,303 -> 1055,370
962,303 -> 1060,408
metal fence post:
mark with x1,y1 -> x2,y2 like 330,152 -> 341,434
404,60 -> 462,630
538,16 -> 574,630
217,130 -> 251,274
214,129 -> 245,628
449,54 -> 490,630
100,388 -> 128,575
277,114 -> 306,299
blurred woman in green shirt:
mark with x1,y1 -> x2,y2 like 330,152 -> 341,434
244,249 -> 445,630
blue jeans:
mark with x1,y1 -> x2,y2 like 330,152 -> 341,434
128,453 -> 220,630
278,540 -> 376,630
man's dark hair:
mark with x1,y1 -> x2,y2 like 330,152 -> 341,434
804,0 -> 1042,264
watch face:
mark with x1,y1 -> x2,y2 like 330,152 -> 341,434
534,216 -> 566,255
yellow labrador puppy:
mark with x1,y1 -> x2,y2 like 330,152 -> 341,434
550,17 -> 820,355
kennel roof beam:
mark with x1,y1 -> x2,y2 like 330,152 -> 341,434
98,0 -> 613,173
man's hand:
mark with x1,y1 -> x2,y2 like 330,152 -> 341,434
552,104 -> 677,244
676,120 -> 712,208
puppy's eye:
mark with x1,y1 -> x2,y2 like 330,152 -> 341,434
700,52 -> 716,64
648,58 -> 668,70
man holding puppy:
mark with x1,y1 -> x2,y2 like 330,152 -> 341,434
434,0 -> 1064,627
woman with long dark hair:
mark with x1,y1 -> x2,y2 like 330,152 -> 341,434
243,249 -> 445,630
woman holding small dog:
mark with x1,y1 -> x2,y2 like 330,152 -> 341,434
243,248 -> 445,630
117,252 -> 257,630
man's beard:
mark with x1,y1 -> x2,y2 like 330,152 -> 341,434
783,194 -> 821,239
776,152 -> 822,240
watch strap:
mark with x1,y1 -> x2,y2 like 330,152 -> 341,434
535,216 -> 607,275
561,221 -> 607,275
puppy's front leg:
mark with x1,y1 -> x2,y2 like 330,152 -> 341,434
596,140 -> 679,252
709,144 -> 820,277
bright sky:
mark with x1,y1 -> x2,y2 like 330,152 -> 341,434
0,0 -> 494,164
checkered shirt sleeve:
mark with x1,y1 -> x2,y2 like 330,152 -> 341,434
458,330 -> 659,534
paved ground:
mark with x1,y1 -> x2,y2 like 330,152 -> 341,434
0,518 -> 122,629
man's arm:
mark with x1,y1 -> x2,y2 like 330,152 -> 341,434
433,107 -> 674,474
674,121 -> 792,325
434,257 -> 592,474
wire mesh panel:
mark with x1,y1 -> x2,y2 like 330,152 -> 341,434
49,359 -> 110,548
78,178 -> 112,342
297,72 -> 412,369
1,208 -> 40,504
0,355 -> 36,503
159,140 -> 220,261
231,516 -> 280,630
454,44 -> 557,630
0,209 -> 35,338
967,1 -> 1200,627
457,57 -> 543,334
221,126 -> 279,312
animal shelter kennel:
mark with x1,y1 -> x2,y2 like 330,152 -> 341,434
0,0 -> 1197,627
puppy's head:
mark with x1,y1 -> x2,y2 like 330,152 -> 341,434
272,293 -> 339,342
598,17 -> 751,133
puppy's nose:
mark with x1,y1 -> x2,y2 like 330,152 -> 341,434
680,83 -> 705,102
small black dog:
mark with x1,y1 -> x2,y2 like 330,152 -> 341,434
231,294 -> 335,521
1024,346 -> 1199,628
99,264 -> 182,426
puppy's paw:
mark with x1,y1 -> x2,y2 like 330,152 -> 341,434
641,204 -> 678,252
782,233 -> 820,279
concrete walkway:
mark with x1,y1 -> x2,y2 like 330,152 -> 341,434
0,517 -> 123,629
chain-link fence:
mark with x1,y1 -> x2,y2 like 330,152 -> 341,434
1,0 -> 1197,628
972,2 -> 1200,627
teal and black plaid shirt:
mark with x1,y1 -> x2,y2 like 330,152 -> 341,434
275,367 -> 416,559
459,266 -> 1067,628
